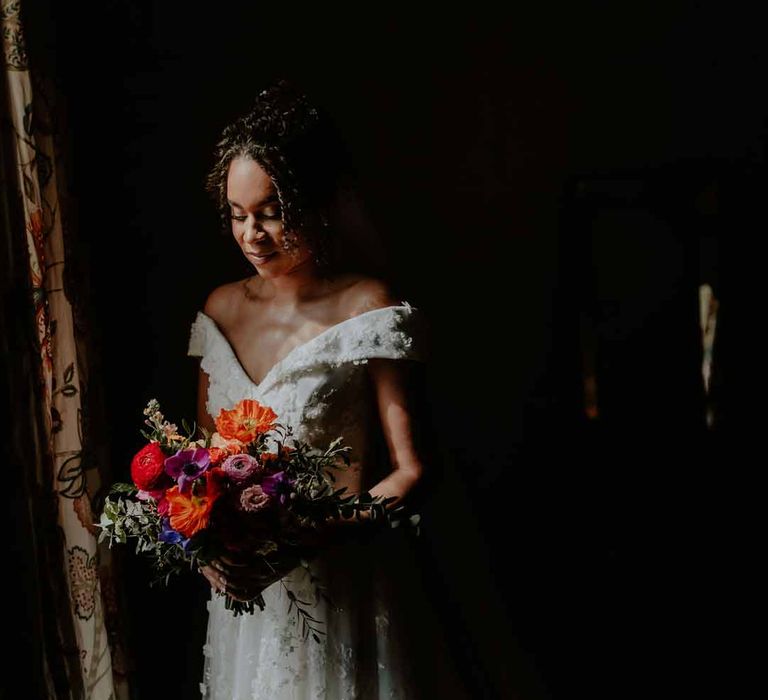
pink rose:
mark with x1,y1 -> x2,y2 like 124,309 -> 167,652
239,484 -> 271,513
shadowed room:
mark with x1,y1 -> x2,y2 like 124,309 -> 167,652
1,2 -> 759,699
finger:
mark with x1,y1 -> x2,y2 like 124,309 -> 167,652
200,566 -> 228,592
199,565 -> 215,583
208,559 -> 231,576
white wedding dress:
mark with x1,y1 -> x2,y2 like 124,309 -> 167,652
187,301 -> 472,700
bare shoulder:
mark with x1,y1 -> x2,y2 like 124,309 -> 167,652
339,275 -> 401,318
202,279 -> 245,325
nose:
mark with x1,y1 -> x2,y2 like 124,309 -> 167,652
242,218 -> 267,243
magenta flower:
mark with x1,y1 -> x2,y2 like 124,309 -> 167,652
222,453 -> 262,484
164,447 -> 211,493
157,495 -> 170,516
239,484 -> 271,512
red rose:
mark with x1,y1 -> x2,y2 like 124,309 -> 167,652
130,442 -> 168,491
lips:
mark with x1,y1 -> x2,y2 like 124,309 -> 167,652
248,251 -> 276,262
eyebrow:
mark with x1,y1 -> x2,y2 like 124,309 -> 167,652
227,194 -> 279,209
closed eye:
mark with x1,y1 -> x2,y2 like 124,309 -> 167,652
230,207 -> 281,223
261,206 -> 282,220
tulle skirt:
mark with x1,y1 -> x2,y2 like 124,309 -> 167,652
199,525 -> 473,699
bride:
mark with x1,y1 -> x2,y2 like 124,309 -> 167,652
187,79 -> 473,699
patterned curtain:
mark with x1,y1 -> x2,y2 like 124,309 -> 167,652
1,2 -> 128,697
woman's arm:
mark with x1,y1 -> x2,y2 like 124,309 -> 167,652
330,355 -> 426,528
366,356 -> 425,508
196,366 -> 217,436
196,283 -> 233,436
333,278 -> 427,524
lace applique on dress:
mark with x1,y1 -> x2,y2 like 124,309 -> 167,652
187,304 -> 427,417
187,313 -> 209,357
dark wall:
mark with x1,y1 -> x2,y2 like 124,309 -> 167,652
23,2 -> 762,698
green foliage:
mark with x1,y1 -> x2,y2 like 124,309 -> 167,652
99,397 -> 423,645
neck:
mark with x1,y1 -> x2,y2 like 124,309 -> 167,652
251,259 -> 333,308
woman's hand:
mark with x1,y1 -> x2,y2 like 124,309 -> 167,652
300,513 -> 376,550
199,563 -> 228,595
197,516 -> 377,601
198,549 -> 303,603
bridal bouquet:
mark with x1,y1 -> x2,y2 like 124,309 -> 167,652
97,397 -> 412,641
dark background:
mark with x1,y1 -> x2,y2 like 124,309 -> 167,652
23,2 -> 760,698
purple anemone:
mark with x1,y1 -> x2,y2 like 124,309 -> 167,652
261,470 -> 295,506
164,447 -> 211,493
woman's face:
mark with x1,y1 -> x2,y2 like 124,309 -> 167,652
226,156 -> 314,278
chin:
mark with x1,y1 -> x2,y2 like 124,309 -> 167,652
253,268 -> 281,278
245,252 -> 280,272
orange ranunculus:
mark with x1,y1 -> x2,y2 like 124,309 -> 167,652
166,470 -> 222,538
215,399 -> 278,443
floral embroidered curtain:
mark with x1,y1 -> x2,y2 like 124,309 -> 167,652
1,1 -> 128,697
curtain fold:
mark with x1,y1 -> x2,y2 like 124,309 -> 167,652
1,1 -> 129,697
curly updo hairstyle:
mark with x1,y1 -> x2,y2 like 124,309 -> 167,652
205,78 -> 354,273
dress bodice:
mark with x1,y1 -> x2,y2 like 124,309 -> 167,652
189,300 -> 477,700
187,301 -> 427,494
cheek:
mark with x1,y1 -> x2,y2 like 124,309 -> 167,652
275,231 -> 294,253
282,231 -> 311,254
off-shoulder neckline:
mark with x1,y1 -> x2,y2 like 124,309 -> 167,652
195,302 -> 415,390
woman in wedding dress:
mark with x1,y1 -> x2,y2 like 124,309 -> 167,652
187,79 -> 474,699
